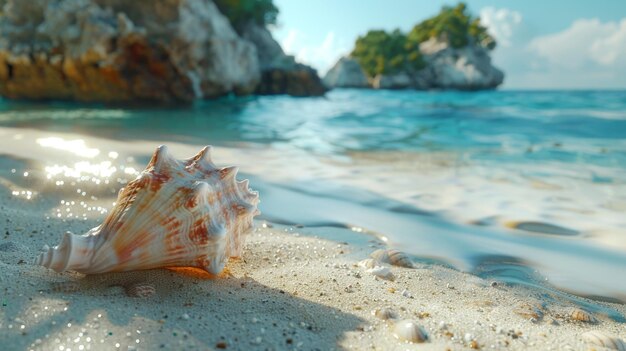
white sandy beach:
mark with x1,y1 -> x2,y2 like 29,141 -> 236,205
0,126 -> 625,350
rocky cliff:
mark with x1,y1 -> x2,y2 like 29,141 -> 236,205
239,21 -> 327,96
0,0 -> 325,103
325,38 -> 503,91
417,38 -> 504,90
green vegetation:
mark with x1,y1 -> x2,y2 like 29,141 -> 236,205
214,0 -> 278,29
408,3 -> 495,50
351,30 -> 425,77
350,2 -> 495,77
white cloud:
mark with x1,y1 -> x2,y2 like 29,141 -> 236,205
480,7 -> 522,47
478,7 -> 626,89
278,30 -> 349,75
529,18 -> 626,69
589,19 -> 626,66
478,6 -> 531,86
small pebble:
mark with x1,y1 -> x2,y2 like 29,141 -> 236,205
366,266 -> 394,281
569,308 -> 597,323
393,320 -> 428,343
372,307 -> 395,320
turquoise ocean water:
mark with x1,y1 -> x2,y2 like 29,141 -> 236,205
1,89 -> 625,304
2,89 -> 625,162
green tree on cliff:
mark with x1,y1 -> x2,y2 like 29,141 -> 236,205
408,3 -> 495,49
351,30 -> 425,77
214,0 -> 278,29
350,2 -> 495,78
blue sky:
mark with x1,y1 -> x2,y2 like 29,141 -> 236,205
271,0 -> 626,89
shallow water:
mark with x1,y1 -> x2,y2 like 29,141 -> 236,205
0,89 -> 625,303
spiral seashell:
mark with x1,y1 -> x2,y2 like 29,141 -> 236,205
370,249 -> 414,268
125,282 -> 156,298
569,308 -> 597,323
372,307 -> 396,320
392,320 -> 428,343
35,145 -> 260,275
582,331 -> 626,350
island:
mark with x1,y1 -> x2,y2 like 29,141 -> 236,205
324,3 -> 504,90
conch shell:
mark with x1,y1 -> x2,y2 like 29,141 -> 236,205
36,145 -> 259,275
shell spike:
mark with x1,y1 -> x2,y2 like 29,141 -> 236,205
197,145 -> 213,163
187,145 -> 214,168
219,166 -> 238,181
147,145 -> 174,172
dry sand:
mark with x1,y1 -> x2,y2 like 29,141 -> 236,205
1,198 -> 625,350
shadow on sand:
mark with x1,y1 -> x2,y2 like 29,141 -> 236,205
2,265 -> 364,350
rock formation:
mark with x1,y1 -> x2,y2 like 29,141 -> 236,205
239,21 -> 327,96
255,65 -> 327,96
0,0 -> 261,103
323,57 -> 369,88
326,39 -> 504,91
0,0 -> 326,103
417,38 -> 504,90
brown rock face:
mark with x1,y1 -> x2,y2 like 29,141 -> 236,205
0,34 -> 194,103
256,66 -> 327,97
239,21 -> 328,97
0,0 -> 260,103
